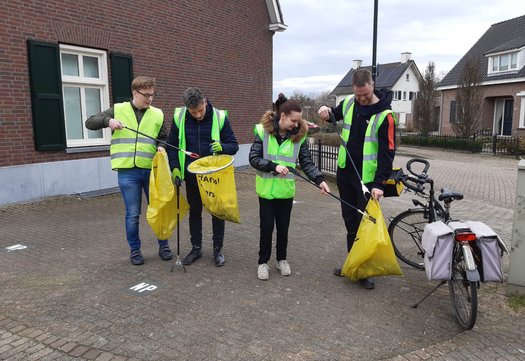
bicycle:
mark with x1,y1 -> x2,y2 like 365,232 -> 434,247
387,158 -> 480,330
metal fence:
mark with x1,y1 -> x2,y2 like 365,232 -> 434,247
307,138 -> 338,174
307,133 -> 524,175
400,132 -> 524,157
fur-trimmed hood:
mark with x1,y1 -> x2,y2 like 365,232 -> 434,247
259,111 -> 308,143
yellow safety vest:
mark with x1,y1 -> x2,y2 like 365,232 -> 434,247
110,103 -> 164,170
173,106 -> 226,180
337,95 -> 394,183
254,123 -> 305,199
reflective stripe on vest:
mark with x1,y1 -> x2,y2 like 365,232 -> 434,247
337,95 -> 393,183
173,106 -> 226,180
110,103 -> 164,169
254,123 -> 304,199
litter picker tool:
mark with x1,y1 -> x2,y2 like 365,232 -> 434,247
329,112 -> 369,199
123,126 -> 199,159
170,174 -> 186,273
288,167 -> 376,224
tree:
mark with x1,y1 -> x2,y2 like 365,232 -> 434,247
412,62 -> 438,135
453,57 -> 483,137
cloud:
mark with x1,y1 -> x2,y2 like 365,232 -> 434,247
274,0 -> 525,96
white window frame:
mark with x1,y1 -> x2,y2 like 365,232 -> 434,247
487,51 -> 519,75
60,44 -> 111,147
518,91 -> 525,129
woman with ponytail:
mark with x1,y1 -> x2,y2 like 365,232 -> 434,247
249,93 -> 330,280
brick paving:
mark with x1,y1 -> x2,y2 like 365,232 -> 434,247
0,145 -> 524,360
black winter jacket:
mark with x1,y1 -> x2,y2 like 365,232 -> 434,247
249,111 -> 325,186
167,100 -> 239,173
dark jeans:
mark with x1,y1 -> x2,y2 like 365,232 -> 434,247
185,173 -> 224,249
258,197 -> 293,264
336,167 -> 371,252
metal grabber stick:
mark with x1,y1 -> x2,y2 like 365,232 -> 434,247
287,167 -> 376,224
329,112 -> 370,200
170,176 -> 186,273
123,126 -> 199,159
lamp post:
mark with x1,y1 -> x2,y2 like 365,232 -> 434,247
303,105 -> 312,122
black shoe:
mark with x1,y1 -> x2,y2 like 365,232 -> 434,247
359,278 -> 375,289
182,247 -> 202,265
130,250 -> 144,266
158,245 -> 172,261
213,248 -> 225,267
333,267 -> 344,277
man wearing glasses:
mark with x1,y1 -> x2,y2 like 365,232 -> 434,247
86,76 -> 172,266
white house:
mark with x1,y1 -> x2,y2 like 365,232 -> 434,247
331,52 -> 422,128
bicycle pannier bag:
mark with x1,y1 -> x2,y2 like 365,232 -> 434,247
422,221 -> 454,280
383,168 -> 404,197
465,221 -> 505,282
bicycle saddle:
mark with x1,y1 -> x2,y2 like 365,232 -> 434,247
439,187 -> 464,201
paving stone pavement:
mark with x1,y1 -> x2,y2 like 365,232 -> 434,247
1,145 -> 524,361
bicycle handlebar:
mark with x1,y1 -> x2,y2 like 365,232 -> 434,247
406,158 -> 430,178
400,173 -> 427,193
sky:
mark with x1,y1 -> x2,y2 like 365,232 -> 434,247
273,0 -> 525,99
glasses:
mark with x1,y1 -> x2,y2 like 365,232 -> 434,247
136,90 -> 157,99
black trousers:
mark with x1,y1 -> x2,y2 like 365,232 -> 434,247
336,168 -> 371,252
258,197 -> 293,264
185,174 -> 225,249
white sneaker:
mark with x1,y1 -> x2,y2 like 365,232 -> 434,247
257,263 -> 270,280
276,260 -> 291,276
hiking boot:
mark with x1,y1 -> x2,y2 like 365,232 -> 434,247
257,263 -> 270,280
213,247 -> 225,267
130,249 -> 144,266
359,278 -> 375,289
182,247 -> 202,265
158,244 -> 173,261
276,260 -> 291,276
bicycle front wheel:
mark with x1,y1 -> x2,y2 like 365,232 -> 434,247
449,243 -> 478,330
388,208 -> 427,269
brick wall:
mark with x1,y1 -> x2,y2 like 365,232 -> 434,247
0,0 -> 274,167
440,82 -> 525,135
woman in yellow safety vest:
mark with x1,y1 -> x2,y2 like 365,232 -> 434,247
249,94 -> 330,281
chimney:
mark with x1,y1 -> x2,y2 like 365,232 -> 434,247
401,52 -> 412,63
352,59 -> 362,69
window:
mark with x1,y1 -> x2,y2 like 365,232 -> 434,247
493,99 -> 513,136
409,91 -> 413,101
519,92 -> 525,129
402,91 -> 407,101
60,45 -> 110,147
450,100 -> 457,124
406,74 -> 409,81
489,52 -> 519,73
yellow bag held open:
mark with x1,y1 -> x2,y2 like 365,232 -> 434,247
187,154 -> 240,223
383,167 -> 404,197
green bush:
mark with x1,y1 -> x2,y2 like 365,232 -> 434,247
400,135 -> 483,153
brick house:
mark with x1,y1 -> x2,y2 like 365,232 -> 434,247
330,52 -> 423,129
0,0 -> 286,206
437,15 -> 525,136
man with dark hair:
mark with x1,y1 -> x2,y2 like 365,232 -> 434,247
318,68 -> 397,289
86,76 -> 172,266
167,87 -> 239,267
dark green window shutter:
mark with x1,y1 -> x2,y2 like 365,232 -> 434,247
27,39 -> 66,151
111,53 -> 133,103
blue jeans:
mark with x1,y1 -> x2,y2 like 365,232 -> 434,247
118,168 -> 168,251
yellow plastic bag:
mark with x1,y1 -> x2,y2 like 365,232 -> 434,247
187,155 -> 240,223
147,151 -> 189,239
341,199 -> 403,281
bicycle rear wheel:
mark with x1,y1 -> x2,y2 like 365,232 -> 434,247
449,243 -> 477,330
388,208 -> 427,269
